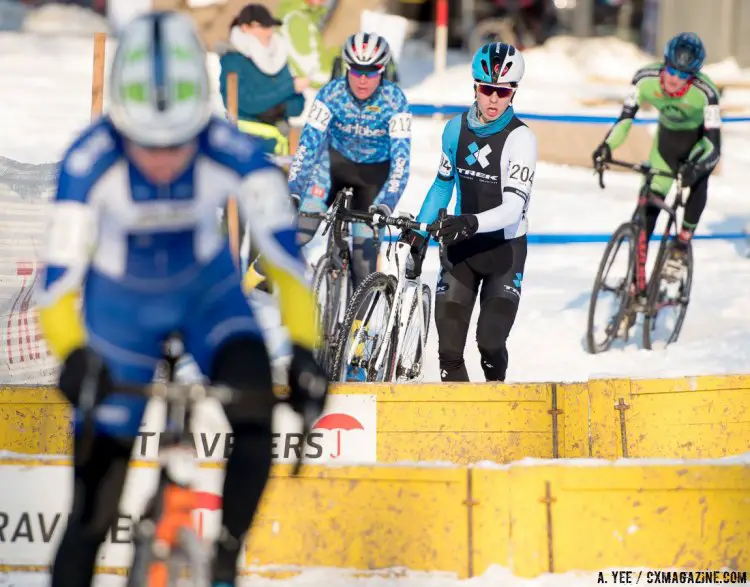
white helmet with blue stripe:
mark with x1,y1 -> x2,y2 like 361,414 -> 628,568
108,11 -> 213,148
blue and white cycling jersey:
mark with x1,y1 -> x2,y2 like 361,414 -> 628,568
287,77 -> 412,212
36,115 -> 317,437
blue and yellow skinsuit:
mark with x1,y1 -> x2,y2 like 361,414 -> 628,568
37,115 -> 317,435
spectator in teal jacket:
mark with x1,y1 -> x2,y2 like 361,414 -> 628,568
218,3 -> 309,155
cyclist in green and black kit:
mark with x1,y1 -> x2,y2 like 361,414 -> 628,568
593,32 -> 720,274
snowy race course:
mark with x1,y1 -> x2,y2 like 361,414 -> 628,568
418,160 -> 750,383
2,30 -> 750,384
2,26 -> 750,587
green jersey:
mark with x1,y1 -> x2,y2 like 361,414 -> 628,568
605,62 -> 721,175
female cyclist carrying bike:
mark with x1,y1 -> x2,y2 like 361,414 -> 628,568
402,42 -> 538,382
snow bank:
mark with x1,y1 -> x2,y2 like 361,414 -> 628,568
522,35 -> 655,84
23,3 -> 109,36
472,453 -> 750,470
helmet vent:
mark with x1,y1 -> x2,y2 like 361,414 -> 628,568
152,13 -> 169,112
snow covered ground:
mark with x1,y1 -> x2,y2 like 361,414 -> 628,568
1,27 -> 750,586
3,30 -> 750,385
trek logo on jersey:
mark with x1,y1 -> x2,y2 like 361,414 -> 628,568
465,142 -> 492,168
457,167 -> 498,183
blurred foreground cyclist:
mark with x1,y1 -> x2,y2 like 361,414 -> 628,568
38,11 -> 327,587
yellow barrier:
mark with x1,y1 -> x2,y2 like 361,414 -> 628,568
248,464 -> 470,576
588,375 -> 750,459
362,382 -> 557,463
0,386 -> 71,456
488,462 -> 750,577
0,460 -> 747,579
2,376 -> 749,462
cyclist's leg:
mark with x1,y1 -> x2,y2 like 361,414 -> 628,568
434,258 -> 480,381
52,280 -> 166,587
680,173 -> 708,244
337,155 -> 391,289
350,178 -> 381,290
679,136 -> 713,242
646,126 -> 702,238
643,126 -> 675,239
183,256 -> 274,586
475,237 -> 527,382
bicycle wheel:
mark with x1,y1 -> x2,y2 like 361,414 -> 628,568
172,527 -> 210,587
311,256 -> 351,376
332,272 -> 398,383
586,222 -> 637,354
642,240 -> 693,350
127,522 -> 154,587
395,283 -> 432,382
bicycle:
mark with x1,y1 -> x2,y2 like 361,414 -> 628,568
586,158 -> 693,353
300,187 -> 385,377
331,211 -> 433,383
76,335 -> 308,587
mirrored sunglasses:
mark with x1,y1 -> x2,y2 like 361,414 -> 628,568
665,65 -> 692,80
476,84 -> 515,98
348,67 -> 383,79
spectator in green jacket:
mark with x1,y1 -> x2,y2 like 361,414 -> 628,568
218,3 -> 309,155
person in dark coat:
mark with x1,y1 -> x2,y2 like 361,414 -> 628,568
218,3 -> 309,156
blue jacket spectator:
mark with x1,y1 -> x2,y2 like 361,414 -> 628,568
217,3 -> 309,155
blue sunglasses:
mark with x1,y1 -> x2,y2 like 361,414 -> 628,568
348,67 -> 382,79
665,65 -> 692,80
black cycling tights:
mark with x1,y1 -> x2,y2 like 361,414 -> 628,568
645,125 -> 711,238
297,148 -> 390,290
645,173 -> 708,238
434,237 -> 527,382
51,337 -> 275,587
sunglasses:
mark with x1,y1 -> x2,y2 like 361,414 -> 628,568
476,84 -> 515,98
348,67 -> 383,79
664,65 -> 692,80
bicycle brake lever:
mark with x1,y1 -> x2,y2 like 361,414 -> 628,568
594,159 -> 606,189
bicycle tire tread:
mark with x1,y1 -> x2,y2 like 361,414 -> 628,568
332,271 -> 397,382
586,222 -> 636,354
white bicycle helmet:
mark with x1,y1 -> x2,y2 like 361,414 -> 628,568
342,32 -> 392,70
108,11 -> 213,148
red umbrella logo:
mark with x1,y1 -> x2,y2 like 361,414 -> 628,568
313,413 -> 364,459
193,491 -> 222,537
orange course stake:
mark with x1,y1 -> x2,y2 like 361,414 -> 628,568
225,72 -> 241,268
91,32 -> 106,120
